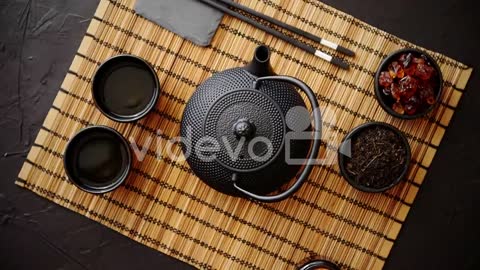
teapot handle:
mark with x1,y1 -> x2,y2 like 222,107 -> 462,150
233,75 -> 322,202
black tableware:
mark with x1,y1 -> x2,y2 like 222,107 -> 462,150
298,259 -> 340,270
198,0 -> 350,69
180,45 -> 322,202
211,0 -> 354,56
338,122 -> 411,193
64,126 -> 131,194
92,54 -> 160,122
374,48 -> 443,119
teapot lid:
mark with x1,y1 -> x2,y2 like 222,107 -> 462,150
204,88 -> 285,172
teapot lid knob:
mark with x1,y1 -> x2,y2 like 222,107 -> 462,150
233,118 -> 256,140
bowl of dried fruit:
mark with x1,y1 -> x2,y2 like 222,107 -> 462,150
375,48 -> 443,119
338,122 -> 411,193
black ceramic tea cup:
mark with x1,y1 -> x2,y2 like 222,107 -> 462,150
338,122 -> 411,193
92,54 -> 160,122
63,126 -> 131,194
298,259 -> 340,270
374,48 -> 443,119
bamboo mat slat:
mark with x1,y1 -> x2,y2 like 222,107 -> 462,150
16,0 -> 472,269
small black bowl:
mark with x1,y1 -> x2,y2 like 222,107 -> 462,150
374,48 -> 443,119
338,122 -> 411,193
64,126 -> 131,194
298,259 -> 340,270
92,54 -> 160,122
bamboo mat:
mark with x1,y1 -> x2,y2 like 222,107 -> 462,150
16,0 -> 472,269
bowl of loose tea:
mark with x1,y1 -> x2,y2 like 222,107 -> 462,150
338,122 -> 411,192
374,48 -> 443,119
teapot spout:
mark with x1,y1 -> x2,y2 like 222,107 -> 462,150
244,45 -> 275,77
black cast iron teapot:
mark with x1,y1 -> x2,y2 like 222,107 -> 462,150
180,45 -> 322,202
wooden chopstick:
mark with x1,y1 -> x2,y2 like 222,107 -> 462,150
198,0 -> 350,70
215,0 -> 355,57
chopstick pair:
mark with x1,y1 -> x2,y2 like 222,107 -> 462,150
198,0 -> 354,70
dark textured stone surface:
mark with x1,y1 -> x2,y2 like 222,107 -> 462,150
0,0 -> 479,269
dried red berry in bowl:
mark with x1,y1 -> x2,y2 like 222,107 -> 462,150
374,48 -> 443,119
379,71 -> 393,87
389,61 -> 405,79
